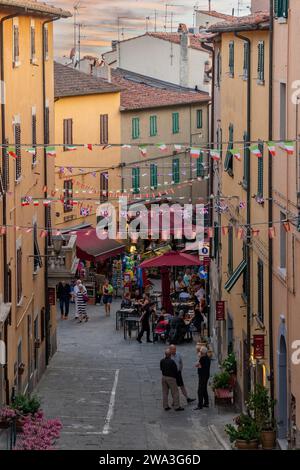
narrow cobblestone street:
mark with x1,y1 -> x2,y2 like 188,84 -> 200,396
35,300 -> 234,450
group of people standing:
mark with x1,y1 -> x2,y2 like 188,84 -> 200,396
160,345 -> 211,412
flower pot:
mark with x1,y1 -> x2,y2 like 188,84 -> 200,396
261,430 -> 276,450
235,439 -> 259,450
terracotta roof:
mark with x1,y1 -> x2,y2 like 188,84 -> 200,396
0,0 -> 71,17
196,10 -> 236,22
54,62 -> 120,98
208,11 -> 270,33
111,68 -> 210,111
118,32 -> 212,52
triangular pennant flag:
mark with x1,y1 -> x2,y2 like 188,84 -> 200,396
230,149 -> 241,161
0,226 -> 6,235
102,144 -> 112,150
222,226 -> 229,236
122,144 -> 132,149
268,227 -> 276,239
267,142 -> 276,156
21,199 -> 30,206
190,147 -> 201,158
252,229 -> 260,237
43,200 -> 51,206
46,146 -> 56,156
283,221 -> 291,232
207,227 -> 214,238
8,147 -> 17,159
157,143 -> 167,151
25,228 -> 33,233
210,150 -> 221,161
40,230 -> 48,238
249,144 -> 262,157
139,146 -> 147,156
281,142 -> 294,155
174,144 -> 182,152
33,199 -> 39,206
26,148 -> 36,155
84,144 -> 93,151
236,227 -> 244,239
65,145 -> 77,151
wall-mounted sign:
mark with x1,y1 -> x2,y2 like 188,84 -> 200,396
253,334 -> 265,359
48,287 -> 56,306
216,301 -> 225,321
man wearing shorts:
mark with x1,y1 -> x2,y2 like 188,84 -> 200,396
170,344 -> 195,404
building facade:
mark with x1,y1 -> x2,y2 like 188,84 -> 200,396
0,1 -> 70,405
54,63 -> 121,230
209,11 -> 271,406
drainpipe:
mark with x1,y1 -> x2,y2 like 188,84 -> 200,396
235,31 -> 251,397
42,17 -> 59,366
0,12 -> 19,405
268,0 -> 275,414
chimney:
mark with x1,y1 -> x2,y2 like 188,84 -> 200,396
251,0 -> 269,13
179,25 -> 189,88
95,63 -> 111,83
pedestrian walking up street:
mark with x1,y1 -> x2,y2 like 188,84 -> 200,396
195,346 -> 211,410
57,281 -> 71,320
160,349 -> 184,412
76,284 -> 89,323
169,345 -> 195,405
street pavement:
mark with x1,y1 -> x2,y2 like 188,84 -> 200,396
34,299 -> 235,450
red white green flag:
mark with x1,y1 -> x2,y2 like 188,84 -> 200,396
190,147 -> 201,158
267,142 -> 276,156
281,142 -> 294,155
249,144 -> 262,157
65,145 -> 77,151
157,143 -> 167,151
230,149 -> 241,161
268,227 -> 276,239
26,148 -> 36,155
84,144 -> 93,151
8,147 -> 17,158
210,150 -> 220,161
40,230 -> 48,238
46,146 -> 56,156
139,146 -> 147,156
33,200 -> 39,206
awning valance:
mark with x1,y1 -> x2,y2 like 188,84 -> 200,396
224,259 -> 247,293
76,229 -> 126,262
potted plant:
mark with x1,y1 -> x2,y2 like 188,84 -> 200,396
222,352 -> 237,376
12,394 -> 41,416
246,385 -> 276,450
225,413 -> 260,449
212,371 -> 231,391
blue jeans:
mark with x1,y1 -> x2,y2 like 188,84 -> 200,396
60,298 -> 70,316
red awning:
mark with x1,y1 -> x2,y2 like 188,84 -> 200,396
139,251 -> 201,268
76,229 -> 126,262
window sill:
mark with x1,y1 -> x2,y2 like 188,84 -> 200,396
278,267 -> 287,281
278,17 -> 287,24
15,176 -> 23,185
242,75 -> 248,81
257,80 -> 265,86
13,60 -> 21,68
30,58 -> 38,65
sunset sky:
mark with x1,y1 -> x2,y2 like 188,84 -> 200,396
50,0 -> 251,59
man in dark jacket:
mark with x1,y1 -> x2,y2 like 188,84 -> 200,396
57,281 -> 71,320
136,297 -> 154,343
160,349 -> 184,411
194,346 -> 211,410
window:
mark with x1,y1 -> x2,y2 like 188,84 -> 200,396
216,51 -> 221,87
150,115 -> 157,137
40,308 -> 45,342
172,158 -> 180,184
257,41 -> 265,84
32,111 -> 37,166
150,163 -> 158,189
33,223 -> 42,273
13,20 -> 20,66
44,105 -> 49,145
196,152 -> 205,177
243,42 -> 249,79
132,167 -> 140,194
2,138 -> 9,191
242,242 -> 248,300
16,245 -> 22,304
132,117 -> 140,139
196,109 -> 203,129
43,26 -> 49,60
63,180 -> 73,212
100,172 -> 108,202
257,259 -> 264,324
274,0 -> 289,18
100,114 -> 108,144
280,83 -> 287,140
34,317 -> 38,370
224,123 -> 234,175
14,122 -> 21,181
212,221 -> 219,259
63,118 -> 73,150
243,131 -> 249,189
30,20 -> 36,63
216,127 -> 223,159
280,212 -> 287,269
228,225 -> 233,275
229,41 -> 234,78
172,112 -> 179,134
257,141 -> 264,197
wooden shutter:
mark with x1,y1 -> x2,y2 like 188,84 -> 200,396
30,26 -> 36,62
243,131 -> 249,189
132,118 -> 139,139
2,138 -> 9,191
63,119 -> 73,149
243,42 -> 249,79
229,41 -> 234,77
216,51 -> 221,87
13,25 -> 19,65
100,172 -> 108,202
257,141 -> 264,197
44,106 -> 49,145
15,123 -> 21,181
172,158 -> 180,183
197,110 -> 203,129
228,226 -> 233,275
274,0 -> 279,16
224,123 -> 234,174
258,42 -> 265,83
132,167 -> 140,194
100,114 -> 108,144
172,113 -> 179,134
257,259 -> 264,323
150,164 -> 157,188
32,114 -> 37,165
64,179 -> 73,212
197,152 -> 204,177
44,27 -> 49,59
33,223 -> 42,272
16,246 -> 22,303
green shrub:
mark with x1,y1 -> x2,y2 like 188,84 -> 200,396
221,352 -> 237,375
211,371 -> 231,390
12,394 -> 41,416
225,413 -> 260,443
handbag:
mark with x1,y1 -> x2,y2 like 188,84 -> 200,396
83,293 -> 89,303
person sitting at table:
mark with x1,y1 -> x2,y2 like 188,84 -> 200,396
133,289 -> 142,302
121,292 -> 132,309
153,314 -> 170,343
169,311 -> 187,344
175,277 -> 185,293
179,287 -> 191,302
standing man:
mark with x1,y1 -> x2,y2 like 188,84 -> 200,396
194,346 -> 211,410
57,281 -> 71,320
136,296 -> 153,343
160,349 -> 184,411
169,344 -> 195,404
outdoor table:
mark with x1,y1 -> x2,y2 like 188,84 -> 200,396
124,316 -> 140,340
115,308 -> 136,330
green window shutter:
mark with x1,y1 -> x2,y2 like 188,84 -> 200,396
257,141 -> 264,197
243,42 -> 249,79
197,109 -> 203,129
196,152 -> 204,177
172,112 -> 179,134
229,41 -> 234,77
258,42 -> 265,83
217,127 -> 223,159
213,222 -> 219,258
150,115 -> 157,136
150,163 -> 158,189
274,0 -> 279,16
172,158 -> 180,184
132,167 -> 140,194
224,123 -> 234,175
243,131 -> 249,189
132,117 -> 140,139
257,259 -> 264,324
282,0 -> 289,18
228,226 -> 233,276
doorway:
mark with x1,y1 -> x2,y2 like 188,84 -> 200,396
278,334 -> 288,439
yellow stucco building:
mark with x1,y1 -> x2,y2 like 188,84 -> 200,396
0,1 -> 70,405
209,12 -> 272,405
54,63 -> 121,230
